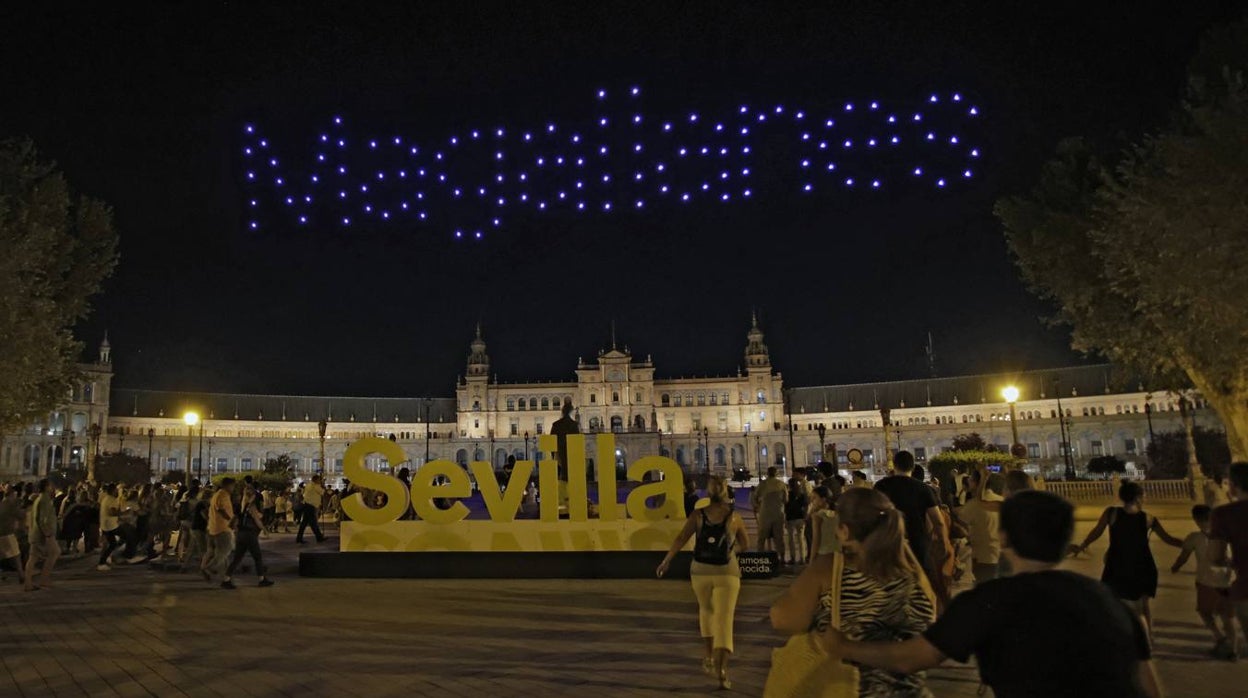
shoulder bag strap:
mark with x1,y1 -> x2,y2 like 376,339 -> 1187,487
829,551 -> 846,631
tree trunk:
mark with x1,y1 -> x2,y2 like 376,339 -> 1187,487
1190,387 -> 1248,463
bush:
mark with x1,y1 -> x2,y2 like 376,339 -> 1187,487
94,451 -> 153,485
1145,427 -> 1230,479
1086,455 -> 1127,475
929,449 -> 1020,502
211,471 -> 294,492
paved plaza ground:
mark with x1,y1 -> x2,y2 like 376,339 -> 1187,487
1,512 -> 1246,697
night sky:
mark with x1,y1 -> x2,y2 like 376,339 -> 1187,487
3,2 -> 1241,397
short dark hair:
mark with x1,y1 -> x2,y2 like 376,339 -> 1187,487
817,461 -> 835,479
767,466 -> 778,478
37,478 -> 50,492
1191,504 -> 1212,523
1001,491 -> 1074,563
893,451 -> 915,472
984,473 -> 1006,495
851,470 -> 867,481
1118,480 -> 1142,504
1229,462 -> 1248,492
220,477 -> 236,487
912,464 -> 926,481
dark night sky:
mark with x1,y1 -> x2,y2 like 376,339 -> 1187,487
2,2 -> 1241,397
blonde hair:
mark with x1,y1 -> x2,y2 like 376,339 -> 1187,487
836,487 -> 920,581
706,475 -> 730,503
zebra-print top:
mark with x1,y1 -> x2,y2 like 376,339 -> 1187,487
813,563 -> 936,697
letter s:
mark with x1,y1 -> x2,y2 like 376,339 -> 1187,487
340,437 -> 410,525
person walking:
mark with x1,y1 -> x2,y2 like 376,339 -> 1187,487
24,479 -> 60,591
770,487 -> 937,697
96,483 -> 123,571
1171,505 -> 1237,658
959,471 -> 1005,584
0,487 -> 26,585
824,491 -> 1160,698
297,475 -> 327,544
807,485 -> 841,559
179,489 -> 211,572
875,451 -> 952,592
1211,462 -> 1248,659
1204,471 -> 1231,509
751,466 -> 787,556
1072,480 -> 1183,638
202,478 -> 236,583
222,484 -> 275,589
656,476 -> 749,691
783,476 -> 808,566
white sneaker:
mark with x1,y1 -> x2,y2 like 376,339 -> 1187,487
96,564 -> 110,571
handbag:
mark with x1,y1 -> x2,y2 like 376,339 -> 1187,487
763,552 -> 860,698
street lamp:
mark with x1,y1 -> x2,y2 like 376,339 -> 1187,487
524,431 -> 531,461
183,411 -> 199,486
424,398 -> 433,466
1054,379 -> 1075,480
317,419 -> 328,475
700,427 -> 710,474
1002,386 -> 1021,453
816,423 -> 827,466
147,428 -> 155,471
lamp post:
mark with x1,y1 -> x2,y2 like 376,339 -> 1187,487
754,433 -> 762,479
816,423 -> 826,466
1144,393 -> 1156,465
1002,385 -> 1021,452
183,411 -> 199,486
317,419 -> 328,475
87,423 -> 102,482
147,428 -> 155,471
196,418 -> 205,482
1054,380 -> 1075,480
523,431 -> 531,461
424,398 -> 433,466
208,439 -> 215,475
701,427 -> 710,474
880,408 -> 892,471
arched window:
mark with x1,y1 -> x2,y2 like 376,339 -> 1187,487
589,416 -> 601,431
661,393 -> 670,406
552,397 -> 561,409
517,399 -> 526,411
507,398 -> 515,411
590,393 -> 597,404
710,394 -> 718,405
757,389 -> 766,404
697,394 -> 706,406
541,397 -> 550,410
612,391 -> 620,404
529,397 -> 538,410
610,416 -> 624,433
83,383 -> 95,404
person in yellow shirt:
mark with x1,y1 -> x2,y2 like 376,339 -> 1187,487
201,479 -> 236,583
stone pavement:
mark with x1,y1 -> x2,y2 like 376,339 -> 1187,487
1,517 -> 1246,697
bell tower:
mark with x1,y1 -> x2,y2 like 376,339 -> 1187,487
466,323 -> 489,377
744,311 -> 770,372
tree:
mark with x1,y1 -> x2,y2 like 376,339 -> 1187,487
0,138 -> 118,432
1086,455 -> 1127,476
94,451 -> 153,486
262,454 -> 295,478
1145,427 -> 1231,479
996,22 -> 1248,459
950,433 -> 989,452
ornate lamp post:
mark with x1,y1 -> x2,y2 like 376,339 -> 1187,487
423,398 -> 433,466
880,408 -> 893,471
183,412 -> 199,486
524,431 -> 531,461
147,428 -> 155,471
816,423 -> 827,465
317,419 -> 328,475
1002,386 -> 1021,454
1054,380 -> 1075,480
196,417 -> 205,482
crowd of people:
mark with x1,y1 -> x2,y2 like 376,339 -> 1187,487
661,455 -> 1248,696
0,473 -> 346,591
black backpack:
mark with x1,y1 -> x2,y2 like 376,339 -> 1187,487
693,511 -> 731,565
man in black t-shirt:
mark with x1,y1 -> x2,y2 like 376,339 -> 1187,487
825,491 -> 1160,698
874,451 -> 950,569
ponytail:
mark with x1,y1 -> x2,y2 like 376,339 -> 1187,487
836,487 -> 920,582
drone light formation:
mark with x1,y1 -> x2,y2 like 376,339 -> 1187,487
240,88 -> 982,238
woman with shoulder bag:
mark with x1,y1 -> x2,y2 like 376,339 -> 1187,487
656,475 -> 750,690
769,487 -> 937,697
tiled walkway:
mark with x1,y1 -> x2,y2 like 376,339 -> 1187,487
1,517 -> 1245,697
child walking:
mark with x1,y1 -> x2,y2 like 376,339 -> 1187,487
1171,505 -> 1238,659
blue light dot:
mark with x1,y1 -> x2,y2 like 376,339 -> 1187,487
803,183 -> 812,192
630,86 -> 640,96
284,196 -> 293,205
419,212 -> 427,220
872,180 -> 880,188
246,172 -> 255,180
602,174 -> 611,183
496,128 -> 504,137
410,147 -> 418,155
317,154 -> 325,162
377,172 -> 385,180
801,158 -> 811,167
337,139 -> 345,147
333,116 -> 342,125
681,193 -> 691,201
660,185 -> 669,193
843,139 -> 852,148
870,101 -> 879,110
845,178 -> 854,186
719,147 -> 728,156
244,148 -> 253,156
775,105 -> 784,114
393,137 -> 401,145
369,141 -> 377,149
868,139 -> 877,147
338,166 -> 346,174
890,136 -> 900,144
401,202 -> 409,210
547,124 -> 556,133
913,167 -> 923,176
520,193 -> 528,202
827,163 -> 836,171
757,114 -> 767,122
299,216 -> 307,224
656,163 -> 666,172
937,178 -> 946,187
720,171 -> 729,180
913,114 -> 922,122
575,180 -> 583,189
245,125 -> 254,134
558,191 -> 567,199
597,89 -> 606,99
577,202 -> 586,210
576,157 -> 584,166
971,149 -> 980,157
953,93 -> 963,101
523,133 -> 532,141
417,192 -> 424,199
679,148 -> 687,156
450,137 -> 458,145
739,105 -> 749,114
275,178 -> 283,186
721,193 -> 730,201
742,146 -> 751,154
927,132 -> 936,141
888,115 -> 896,124
634,144 -> 643,153
269,158 -> 278,166
825,119 -> 834,127
249,199 -> 257,207
795,111 -> 805,119
436,153 -> 443,160
321,134 -> 329,141
599,117 -> 608,127
493,218 -> 500,226
455,230 -> 463,238
635,200 -> 644,208
801,133 -> 810,141
741,167 -> 750,176
844,103 -> 853,111
701,182 -> 710,191
930,95 -> 939,103
538,202 -> 547,210
249,221 -> 258,229
497,197 -> 505,205
497,151 -> 505,160
663,123 -> 672,132
360,184 -> 369,192
519,173 -> 528,181
970,107 -> 979,115
339,191 -> 347,199
743,188 -> 752,197
603,202 -> 612,211
689,113 -> 698,122
537,157 -> 545,166
571,134 -> 580,143
634,172 -> 644,181
476,231 -> 484,239
633,114 -> 642,124
399,170 -> 407,178
342,217 -> 350,225
382,211 -> 390,219
364,204 -> 373,212
418,168 -> 426,176
963,169 -> 973,178
311,175 -> 319,183
716,123 -> 724,132
471,131 -> 479,139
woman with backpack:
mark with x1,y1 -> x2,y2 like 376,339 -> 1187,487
656,475 -> 750,690
1072,480 -> 1184,638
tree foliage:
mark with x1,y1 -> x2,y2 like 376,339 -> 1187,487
1145,426 -> 1231,479
1085,455 -> 1127,475
95,451 -> 153,486
0,138 -> 118,432
996,22 -> 1248,458
950,433 -> 990,452
212,470 -> 294,492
